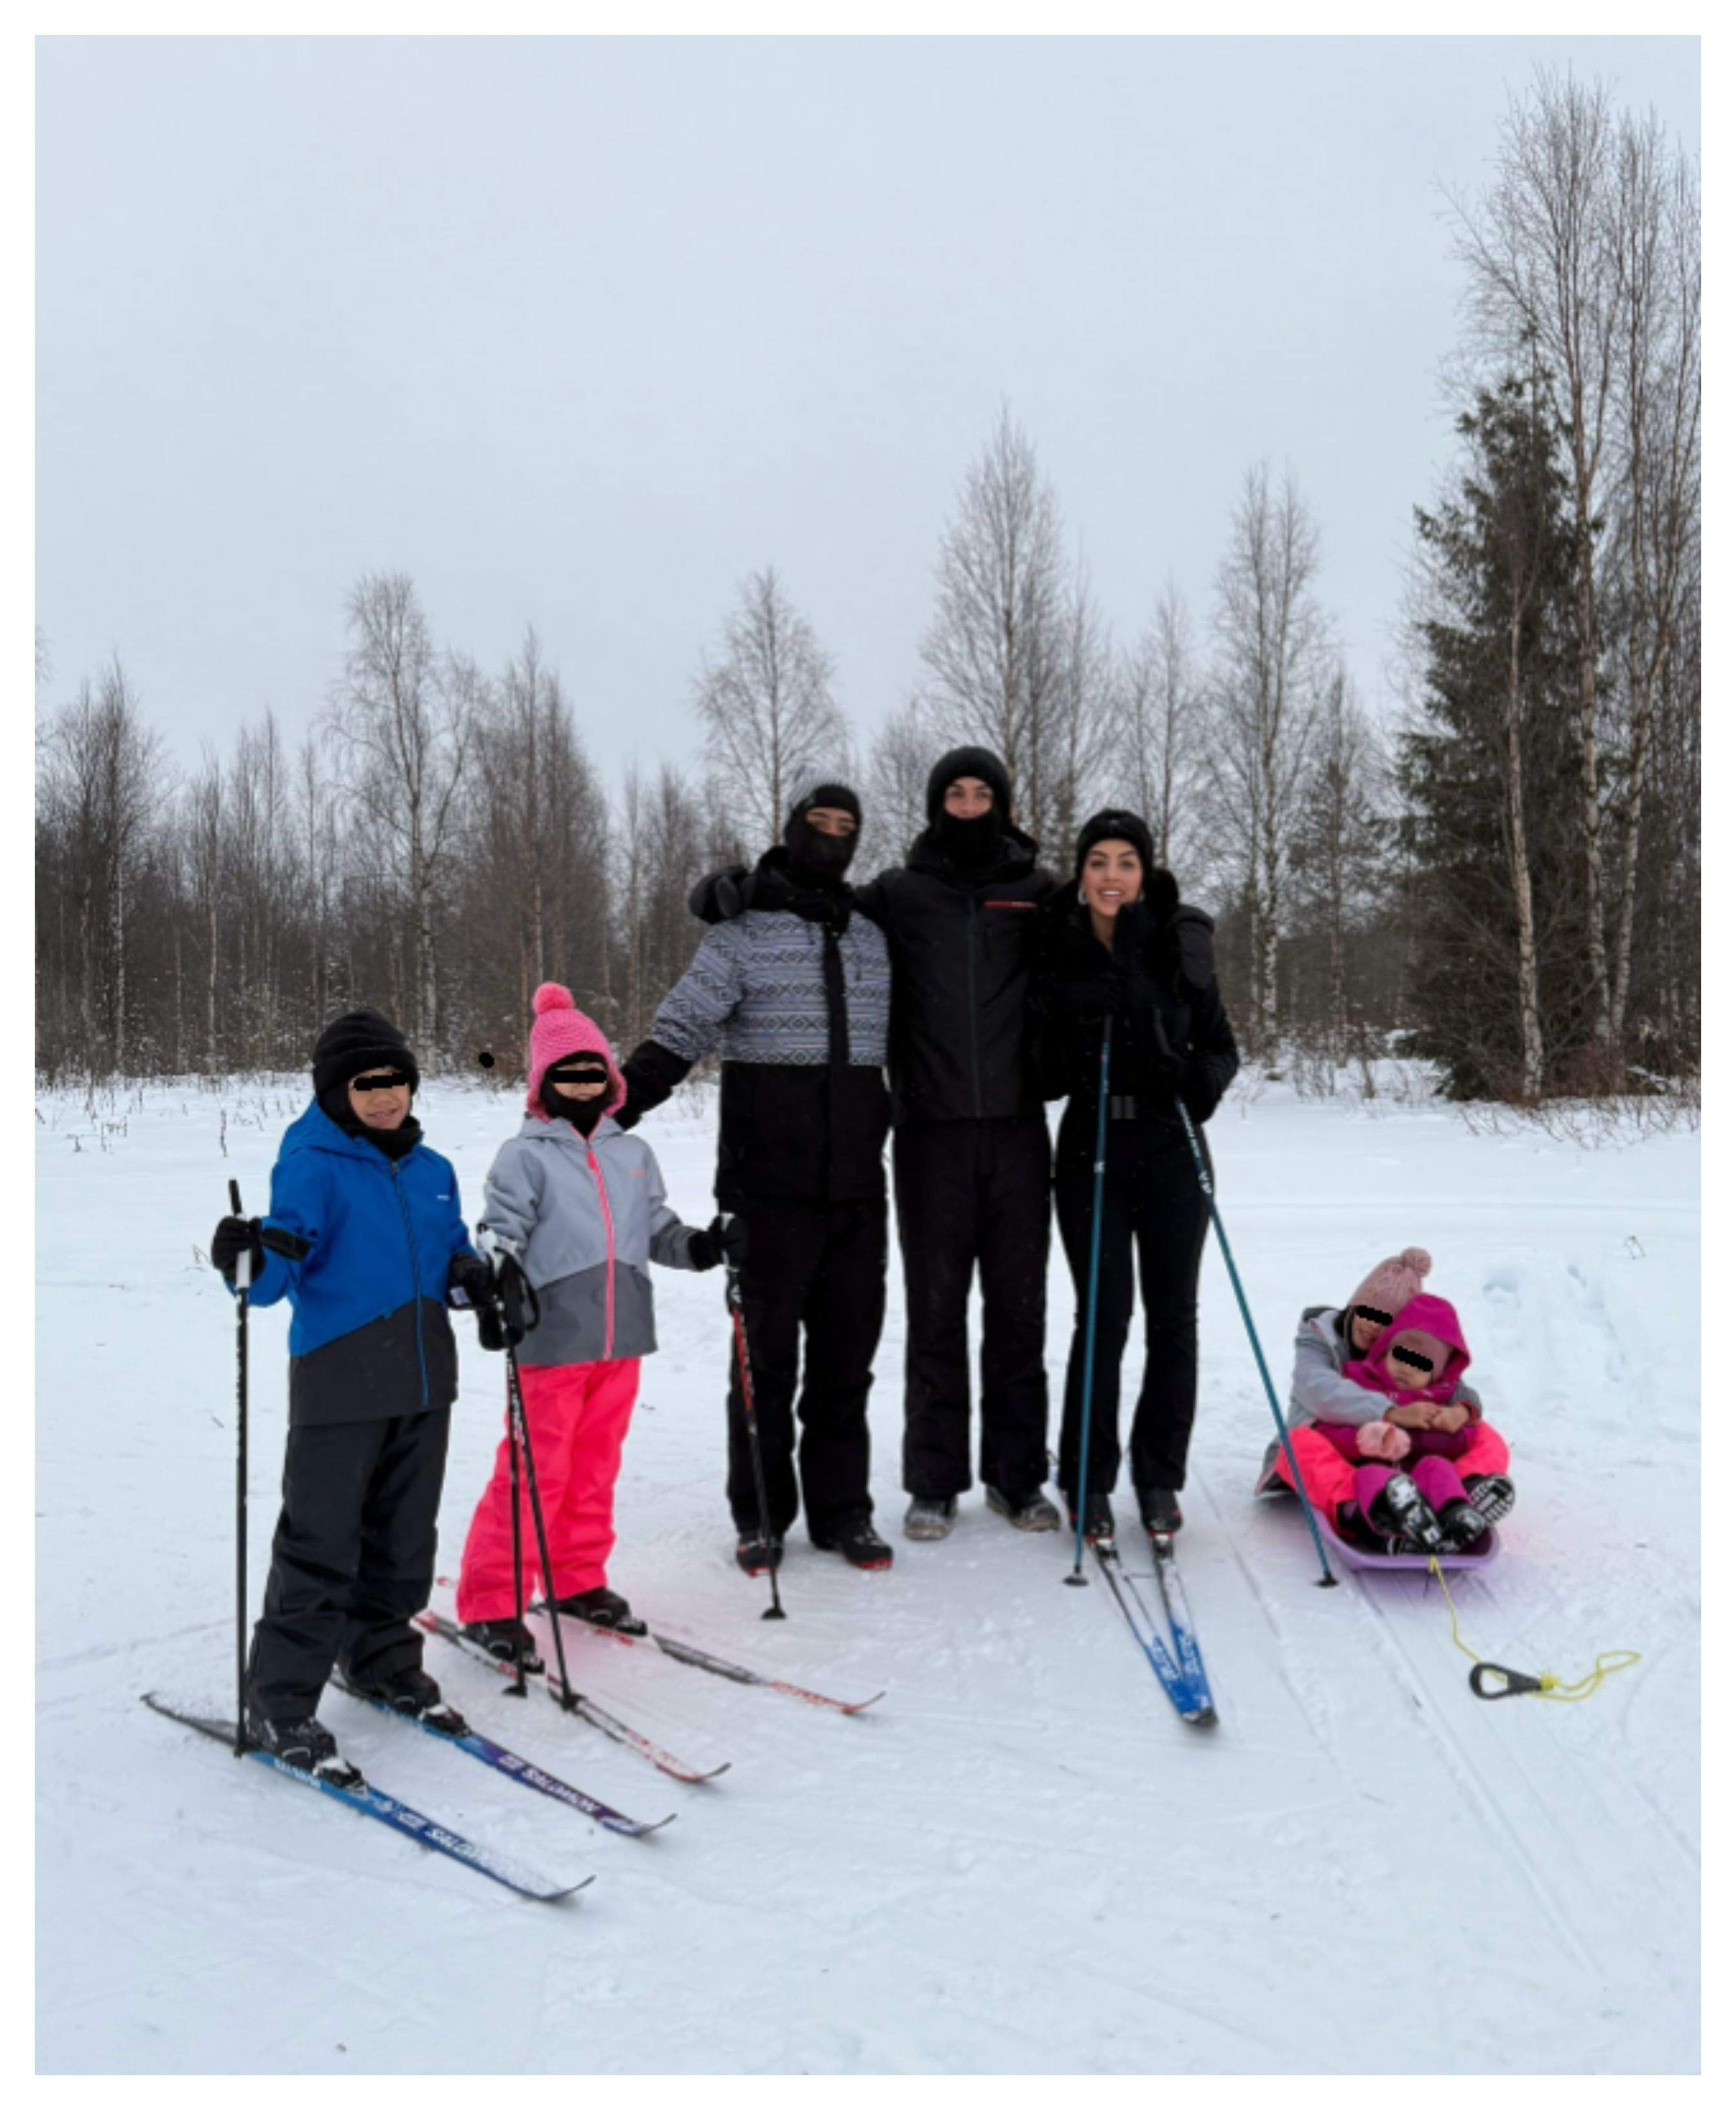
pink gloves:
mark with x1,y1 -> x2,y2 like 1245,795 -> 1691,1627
1357,1420 -> 1411,1462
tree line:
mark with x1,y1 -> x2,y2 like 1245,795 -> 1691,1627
36,73 -> 1697,1103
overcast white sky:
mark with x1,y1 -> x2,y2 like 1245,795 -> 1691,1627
36,34 -> 1700,787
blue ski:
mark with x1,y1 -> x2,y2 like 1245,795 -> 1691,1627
1147,1536 -> 1217,1723
337,1684 -> 675,1837
142,1694 -> 593,1901
1089,1544 -> 1215,1727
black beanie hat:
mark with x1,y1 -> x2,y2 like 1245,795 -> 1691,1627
1073,809 -> 1155,884
926,746 -> 1011,825
787,781 -> 862,828
312,1008 -> 420,1102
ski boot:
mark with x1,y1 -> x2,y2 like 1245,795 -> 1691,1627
549,1586 -> 648,1637
1136,1486 -> 1184,1539
735,1528 -> 785,1577
1066,1491 -> 1117,1545
243,1709 -> 363,1789
1437,1499 -> 1493,1553
812,1515 -> 894,1570
902,1495 -> 958,1542
1465,1473 -> 1516,1529
985,1486 -> 1061,1532
343,1662 -> 470,1738
462,1617 -> 545,1673
1366,1471 -> 1446,1553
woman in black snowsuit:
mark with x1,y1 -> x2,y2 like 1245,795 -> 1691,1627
1030,812 -> 1240,1542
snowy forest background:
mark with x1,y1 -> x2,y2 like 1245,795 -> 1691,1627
35,75 -> 1699,1110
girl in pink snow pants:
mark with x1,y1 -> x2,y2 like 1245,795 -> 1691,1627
1256,1248 -> 1515,1555
455,984 -> 739,1655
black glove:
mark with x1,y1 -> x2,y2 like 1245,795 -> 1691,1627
211,1215 -> 264,1286
448,1253 -> 498,1311
688,1213 -> 748,1272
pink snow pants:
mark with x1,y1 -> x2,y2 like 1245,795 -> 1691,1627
1275,1422 -> 1511,1535
455,1358 -> 641,1621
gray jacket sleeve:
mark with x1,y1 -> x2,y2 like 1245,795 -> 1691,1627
482,1138 -> 543,1259
646,924 -> 746,1065
642,1144 -> 703,1270
1289,1313 -> 1387,1426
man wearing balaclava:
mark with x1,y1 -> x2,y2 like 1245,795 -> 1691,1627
616,783 -> 895,1576
851,748 -> 1060,1542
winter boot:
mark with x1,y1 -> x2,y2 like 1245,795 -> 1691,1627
985,1486 -> 1061,1532
1465,1473 -> 1516,1528
243,1709 -> 361,1788
1366,1471 -> 1446,1553
735,1529 -> 785,1577
549,1586 -> 648,1637
342,1662 -> 470,1738
903,1495 -> 958,1542
1136,1486 -> 1184,1538
1066,1491 -> 1116,1545
462,1618 -> 544,1673
812,1515 -> 894,1570
1437,1499 -> 1493,1553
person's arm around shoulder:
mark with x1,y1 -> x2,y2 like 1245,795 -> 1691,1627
619,923 -> 748,1129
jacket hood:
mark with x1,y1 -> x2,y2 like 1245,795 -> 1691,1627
1344,1291 -> 1471,1403
515,1111 -> 624,1145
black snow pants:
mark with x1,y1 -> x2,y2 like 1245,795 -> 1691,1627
246,1408 -> 450,1721
894,1115 -> 1052,1500
1053,1103 -> 1209,1500
726,1197 -> 887,1542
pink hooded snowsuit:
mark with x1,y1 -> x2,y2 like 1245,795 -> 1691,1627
1271,1292 -> 1510,1532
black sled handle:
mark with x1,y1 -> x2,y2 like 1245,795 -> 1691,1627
1468,1661 -> 1545,1701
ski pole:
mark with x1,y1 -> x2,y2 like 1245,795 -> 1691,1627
1172,1096 -> 1337,1589
506,1378 -> 528,1698
505,1337 -> 581,1707
1066,1017 -> 1114,1587
229,1178 -> 250,1754
723,1233 -> 785,1621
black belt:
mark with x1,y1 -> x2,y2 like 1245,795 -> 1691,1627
1108,1096 -> 1141,1120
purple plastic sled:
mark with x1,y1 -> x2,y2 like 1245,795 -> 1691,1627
1308,1506 -> 1501,1572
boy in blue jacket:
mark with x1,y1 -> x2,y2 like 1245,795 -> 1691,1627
209,1008 -> 497,1776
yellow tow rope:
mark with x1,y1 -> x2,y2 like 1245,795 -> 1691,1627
1426,1557 -> 1642,1703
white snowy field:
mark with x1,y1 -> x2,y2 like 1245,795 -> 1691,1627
36,1074 -> 1699,2075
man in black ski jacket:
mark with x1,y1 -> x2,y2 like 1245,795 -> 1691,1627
690,747 -> 1059,1544
617,784 -> 896,1574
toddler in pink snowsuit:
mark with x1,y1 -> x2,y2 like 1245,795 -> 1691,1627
455,985 -> 732,1652
1258,1248 -> 1515,1554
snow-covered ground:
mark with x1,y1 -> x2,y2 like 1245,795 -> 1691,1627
36,1075 -> 1700,2074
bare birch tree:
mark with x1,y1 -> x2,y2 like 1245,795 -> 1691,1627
328,573 -> 476,1048
1118,577 -> 1201,875
920,406 -> 1065,844
692,568 -> 847,847
1206,465 -> 1328,1058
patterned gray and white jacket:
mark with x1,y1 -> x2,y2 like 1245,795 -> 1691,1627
482,1113 -> 703,1367
648,910 -> 891,1068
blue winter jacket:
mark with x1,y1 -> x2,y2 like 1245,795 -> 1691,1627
246,1103 -> 476,1426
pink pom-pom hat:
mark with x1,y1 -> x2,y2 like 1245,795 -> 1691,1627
524,983 -> 626,1121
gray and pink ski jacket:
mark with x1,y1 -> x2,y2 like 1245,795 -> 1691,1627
481,1114 -> 703,1367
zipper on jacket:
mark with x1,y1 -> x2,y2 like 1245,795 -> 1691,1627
391,1162 -> 430,1407
585,1141 -> 617,1359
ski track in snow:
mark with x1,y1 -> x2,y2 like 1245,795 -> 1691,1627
36,1078 -> 1699,2073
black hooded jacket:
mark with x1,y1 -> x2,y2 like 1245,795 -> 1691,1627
849,822 -> 1057,1126
1030,871 -> 1240,1126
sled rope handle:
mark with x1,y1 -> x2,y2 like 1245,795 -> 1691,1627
1426,1559 -> 1641,1703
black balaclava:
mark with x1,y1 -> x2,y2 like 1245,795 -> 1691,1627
541,1051 -> 613,1136
784,780 -> 862,887
926,744 -> 1012,871
311,1006 -> 422,1156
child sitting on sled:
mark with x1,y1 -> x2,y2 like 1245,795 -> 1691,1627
454,983 -> 745,1665
1256,1248 -> 1515,1554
